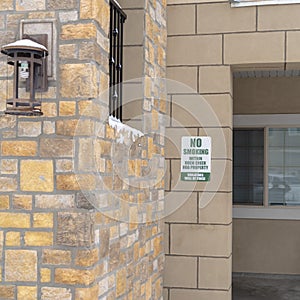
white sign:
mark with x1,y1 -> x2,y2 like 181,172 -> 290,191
181,136 -> 211,181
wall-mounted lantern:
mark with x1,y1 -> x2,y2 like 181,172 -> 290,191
1,38 -> 48,116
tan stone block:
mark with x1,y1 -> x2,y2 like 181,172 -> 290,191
41,102 -> 57,117
55,268 -> 96,285
199,192 -> 232,224
48,0 -> 76,9
80,0 -> 109,34
165,127 -> 197,159
25,232 -> 53,246
0,177 -> 17,192
41,268 -> 51,283
78,138 -> 95,171
172,93 -> 232,127
116,268 -> 127,297
42,249 -> 72,265
165,192 -> 197,223
123,46 -> 143,80
199,256 -> 231,289
170,289 -> 231,300
60,63 -> 97,99
5,250 -> 37,281
199,66 -> 232,94
61,23 -> 97,40
56,159 -> 74,172
224,32 -> 285,65
75,248 -> 99,267
164,224 -> 170,254
167,5 -> 195,35
124,10 -> 144,45
287,31 -> 300,63
59,101 -> 76,116
0,213 -> 30,228
12,194 -> 32,210
18,121 -> 41,137
0,195 -> 9,209
56,212 -> 94,247
0,285 -> 15,299
40,138 -> 74,158
35,194 -> 75,209
1,159 -> 18,174
0,115 -> 16,130
16,0 -> 45,10
33,213 -> 53,228
75,285 -> 99,300
200,127 -> 232,159
171,223 -> 232,256
56,174 -> 96,190
167,35 -> 222,66
197,3 -> 255,34
1,141 -> 37,156
17,286 -> 37,300
20,160 -> 53,192
41,287 -> 72,300
164,256 -> 197,288
0,230 -> 3,258
43,121 -> 55,135
28,11 -> 55,19
6,231 -> 20,246
56,119 -> 95,136
258,4 -> 300,31
78,100 -> 104,118
59,44 -> 77,59
165,159 -> 171,191
167,67 -> 198,92
154,235 -> 163,256
0,0 -> 13,10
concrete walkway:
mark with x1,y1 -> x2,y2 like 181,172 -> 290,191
233,273 -> 300,300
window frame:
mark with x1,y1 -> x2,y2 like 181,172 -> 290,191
109,0 -> 127,121
231,0 -> 300,7
233,114 -> 300,220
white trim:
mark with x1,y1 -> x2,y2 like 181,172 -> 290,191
233,207 -> 300,220
231,0 -> 300,7
234,114 -> 300,127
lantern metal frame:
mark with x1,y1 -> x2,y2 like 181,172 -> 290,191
1,38 -> 48,116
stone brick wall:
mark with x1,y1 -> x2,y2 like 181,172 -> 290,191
0,0 -> 166,299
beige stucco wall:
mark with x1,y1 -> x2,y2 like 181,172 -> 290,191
165,0 -> 300,298
234,77 -> 300,114
233,219 -> 300,274
233,74 -> 300,274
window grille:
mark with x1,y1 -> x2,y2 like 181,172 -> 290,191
109,0 -> 126,121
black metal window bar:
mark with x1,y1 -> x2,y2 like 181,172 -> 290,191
109,0 -> 126,120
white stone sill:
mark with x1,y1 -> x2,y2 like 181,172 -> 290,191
231,0 -> 300,7
233,206 -> 300,220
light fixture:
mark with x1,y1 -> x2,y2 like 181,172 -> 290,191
1,38 -> 48,116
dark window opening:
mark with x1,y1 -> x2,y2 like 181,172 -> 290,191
109,0 -> 126,121
233,128 -> 264,205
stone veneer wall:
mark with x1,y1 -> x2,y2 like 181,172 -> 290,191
0,0 -> 166,299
